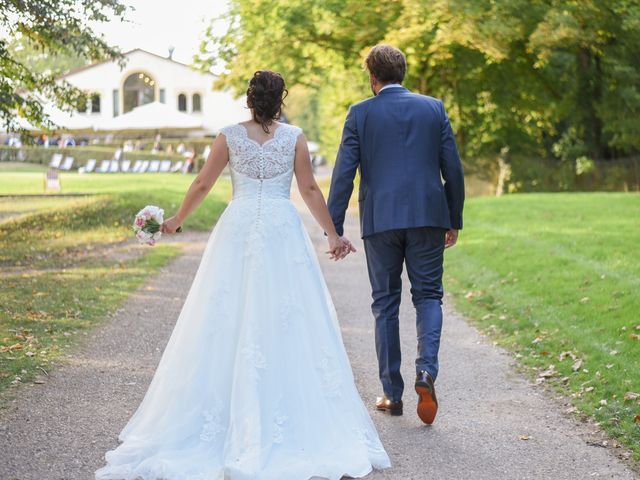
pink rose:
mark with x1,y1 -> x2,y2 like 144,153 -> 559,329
135,217 -> 145,227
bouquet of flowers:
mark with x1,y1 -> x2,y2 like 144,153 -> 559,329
133,205 -> 181,246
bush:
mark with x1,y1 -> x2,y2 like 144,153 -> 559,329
0,145 -> 190,170
100,136 -> 215,153
505,156 -> 640,192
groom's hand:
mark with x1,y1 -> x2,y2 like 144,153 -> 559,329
444,229 -> 459,248
339,235 -> 357,259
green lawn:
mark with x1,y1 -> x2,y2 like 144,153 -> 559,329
0,166 -> 231,399
444,193 -> 640,459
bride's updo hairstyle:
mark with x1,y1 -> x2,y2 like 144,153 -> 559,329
246,70 -> 288,133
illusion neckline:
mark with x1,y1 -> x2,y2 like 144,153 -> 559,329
238,123 -> 285,148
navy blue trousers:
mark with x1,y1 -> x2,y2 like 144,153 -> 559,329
363,226 -> 446,402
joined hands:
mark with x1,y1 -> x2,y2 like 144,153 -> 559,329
327,234 -> 356,261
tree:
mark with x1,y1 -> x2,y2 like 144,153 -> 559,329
0,0 -> 131,137
198,0 -> 640,166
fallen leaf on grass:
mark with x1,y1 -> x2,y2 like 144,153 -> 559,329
538,365 -> 557,381
635,415 -> 640,424
559,351 -> 577,361
623,392 -> 639,401
579,297 -> 590,304
0,343 -> 23,352
629,334 -> 640,341
572,359 -> 583,371
599,399 -> 608,406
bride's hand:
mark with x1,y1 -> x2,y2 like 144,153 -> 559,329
326,234 -> 346,261
161,215 -> 182,234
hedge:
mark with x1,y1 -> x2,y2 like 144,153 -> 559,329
0,146 -> 196,171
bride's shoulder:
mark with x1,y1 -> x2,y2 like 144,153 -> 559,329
281,122 -> 303,137
219,123 -> 243,137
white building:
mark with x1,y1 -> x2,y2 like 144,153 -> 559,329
52,48 -> 249,134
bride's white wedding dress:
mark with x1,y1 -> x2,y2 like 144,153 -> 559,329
95,123 -> 391,480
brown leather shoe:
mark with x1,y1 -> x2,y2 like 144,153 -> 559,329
375,395 -> 403,416
415,371 -> 438,424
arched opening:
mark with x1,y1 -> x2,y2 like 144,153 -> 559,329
178,93 -> 187,112
123,72 -> 155,113
192,93 -> 201,112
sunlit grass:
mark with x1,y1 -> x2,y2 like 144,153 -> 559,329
0,246 -> 178,395
444,192 -> 640,459
0,167 -> 231,400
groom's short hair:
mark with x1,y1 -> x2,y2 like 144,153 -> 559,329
365,44 -> 406,84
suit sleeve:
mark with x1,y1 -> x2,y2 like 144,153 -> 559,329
327,106 -> 360,237
438,100 -> 465,230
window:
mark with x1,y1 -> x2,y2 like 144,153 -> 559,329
91,93 -> 101,113
159,88 -> 166,104
112,89 -> 119,116
123,72 -> 156,113
178,93 -> 187,112
192,93 -> 201,112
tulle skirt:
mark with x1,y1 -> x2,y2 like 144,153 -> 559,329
95,197 -> 391,480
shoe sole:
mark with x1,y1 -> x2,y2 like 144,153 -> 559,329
376,406 -> 403,416
415,384 -> 437,424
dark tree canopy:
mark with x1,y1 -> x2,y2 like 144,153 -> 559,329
1,0 -> 131,136
196,0 -> 640,163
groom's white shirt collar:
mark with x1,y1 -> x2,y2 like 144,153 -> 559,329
379,83 -> 403,92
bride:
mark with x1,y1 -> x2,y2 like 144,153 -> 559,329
95,70 -> 391,480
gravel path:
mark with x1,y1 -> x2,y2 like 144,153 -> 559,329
0,206 -> 636,480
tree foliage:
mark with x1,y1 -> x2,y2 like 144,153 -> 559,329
1,0 -> 130,136
197,0 -> 640,163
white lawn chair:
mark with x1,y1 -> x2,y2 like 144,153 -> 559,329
95,160 -> 110,173
131,160 -> 143,173
109,160 -> 119,173
49,153 -> 63,168
170,160 -> 184,173
59,156 -> 74,171
159,160 -> 172,172
148,160 -> 160,173
121,160 -> 131,173
78,158 -> 96,174
137,160 -> 150,173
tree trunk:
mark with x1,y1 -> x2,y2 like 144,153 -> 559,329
495,147 -> 511,196
577,47 -> 605,159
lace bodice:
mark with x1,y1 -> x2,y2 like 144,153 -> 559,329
221,123 -> 302,180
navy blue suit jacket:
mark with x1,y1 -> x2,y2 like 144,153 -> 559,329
327,86 -> 465,238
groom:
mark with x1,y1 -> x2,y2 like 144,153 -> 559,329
328,44 -> 465,424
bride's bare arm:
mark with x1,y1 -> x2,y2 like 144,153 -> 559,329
294,133 -> 355,259
162,134 -> 229,233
